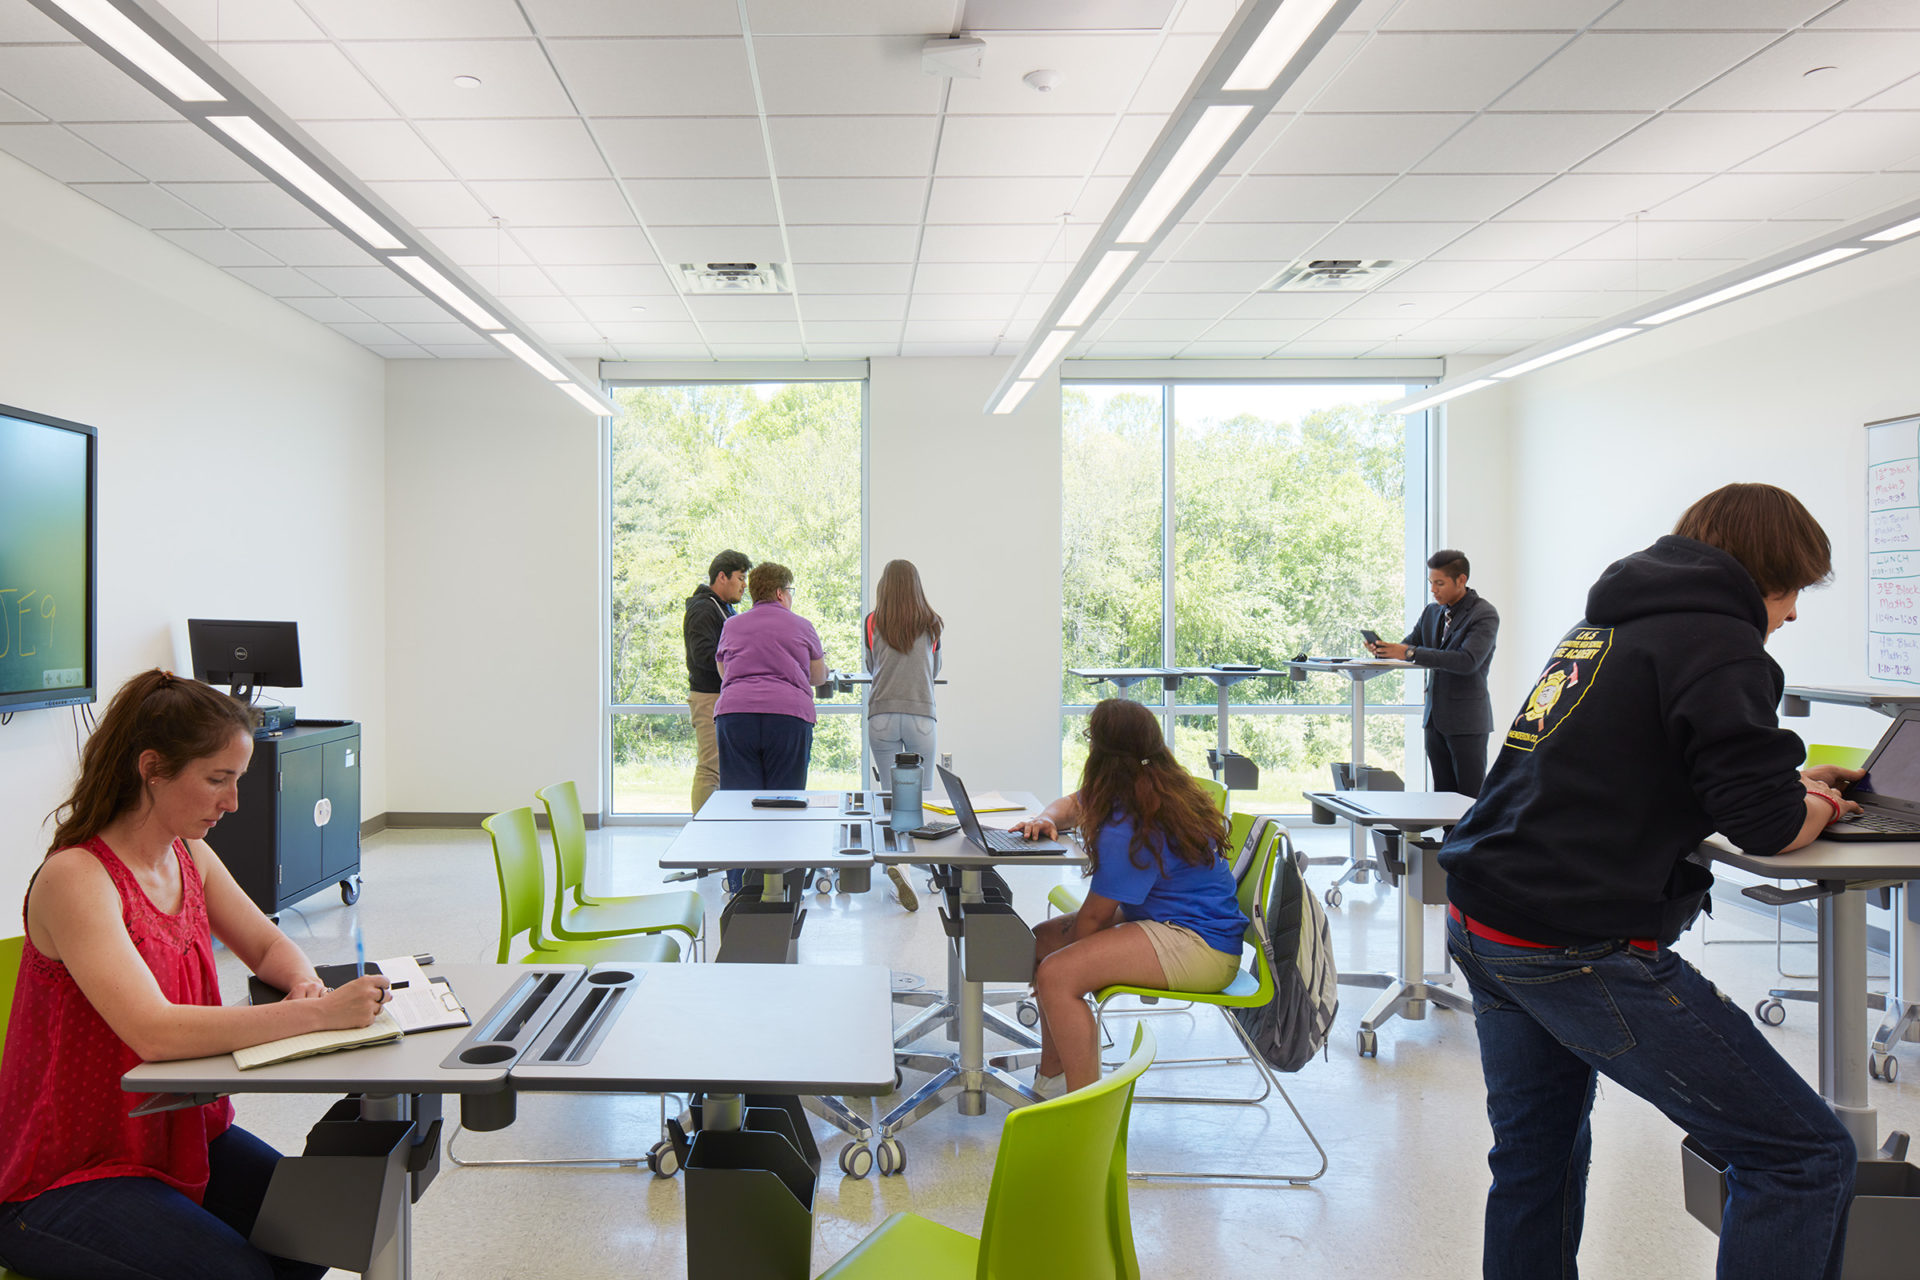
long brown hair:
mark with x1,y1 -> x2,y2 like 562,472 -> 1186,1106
873,559 -> 942,653
1075,699 -> 1227,874
1673,483 -> 1831,596
48,670 -> 253,855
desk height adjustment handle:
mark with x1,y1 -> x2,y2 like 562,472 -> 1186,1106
1742,881 -> 1837,907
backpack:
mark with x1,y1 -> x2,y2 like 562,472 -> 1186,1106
1231,826 -> 1339,1073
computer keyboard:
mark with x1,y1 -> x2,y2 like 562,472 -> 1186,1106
1839,811 -> 1920,834
977,827 -> 1044,852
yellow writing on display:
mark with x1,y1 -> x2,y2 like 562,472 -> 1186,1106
0,588 -> 56,659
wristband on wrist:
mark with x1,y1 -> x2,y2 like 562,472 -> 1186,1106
1808,790 -> 1844,824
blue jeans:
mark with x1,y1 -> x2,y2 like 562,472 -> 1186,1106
715,712 -> 813,891
868,713 -> 936,790
0,1125 -> 326,1280
1447,917 -> 1855,1280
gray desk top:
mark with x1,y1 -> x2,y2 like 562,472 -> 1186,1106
883,790 -> 1090,867
694,790 -> 855,822
1290,657 -> 1416,672
124,964 -> 563,1097
660,818 -> 873,869
1701,834 -> 1920,882
511,962 -> 897,1095
1781,684 -> 1920,713
1306,790 -> 1475,829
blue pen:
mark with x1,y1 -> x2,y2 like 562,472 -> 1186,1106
353,918 -> 365,980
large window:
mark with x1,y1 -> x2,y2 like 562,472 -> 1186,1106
606,382 -> 865,817
1061,382 -> 1428,810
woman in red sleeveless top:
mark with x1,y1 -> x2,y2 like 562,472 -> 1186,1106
0,670 -> 391,1280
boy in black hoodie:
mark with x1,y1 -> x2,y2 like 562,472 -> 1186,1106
1440,484 -> 1861,1280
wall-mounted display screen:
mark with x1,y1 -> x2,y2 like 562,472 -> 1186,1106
0,403 -> 97,713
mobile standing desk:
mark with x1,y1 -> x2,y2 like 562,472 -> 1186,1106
1306,790 -> 1475,1058
124,962 -> 896,1280
1067,666 -> 1289,799
1291,656 -> 1418,899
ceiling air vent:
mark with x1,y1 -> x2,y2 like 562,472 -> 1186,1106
1264,259 -> 1410,292
676,261 -> 792,295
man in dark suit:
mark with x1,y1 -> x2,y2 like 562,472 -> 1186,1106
1368,549 -> 1500,797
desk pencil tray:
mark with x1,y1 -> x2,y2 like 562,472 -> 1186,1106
517,967 -> 644,1068
439,967 -> 579,1129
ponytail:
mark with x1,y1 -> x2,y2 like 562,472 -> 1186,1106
47,670 -> 253,855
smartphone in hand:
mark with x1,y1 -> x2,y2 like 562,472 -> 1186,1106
1360,628 -> 1382,648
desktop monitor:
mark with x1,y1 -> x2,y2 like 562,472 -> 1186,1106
188,619 -> 303,702
0,402 -> 98,713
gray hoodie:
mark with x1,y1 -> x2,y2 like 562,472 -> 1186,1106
863,613 -> 941,718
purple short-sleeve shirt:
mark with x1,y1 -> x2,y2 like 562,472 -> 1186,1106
714,600 -> 825,723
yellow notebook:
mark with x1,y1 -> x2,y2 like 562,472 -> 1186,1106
926,791 -> 1022,815
233,1009 -> 403,1070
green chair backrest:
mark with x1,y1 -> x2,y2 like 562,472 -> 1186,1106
482,808 -> 551,963
0,935 -> 22,1076
1223,810 -> 1255,863
535,780 -> 590,913
1196,777 -> 1227,812
975,1023 -> 1156,1280
1235,824 -> 1282,925
1806,743 -> 1871,770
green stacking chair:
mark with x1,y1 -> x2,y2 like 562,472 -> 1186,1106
1196,776 -> 1227,812
817,1025 -> 1156,1280
1094,824 -> 1327,1186
483,807 -> 678,965
1,935 -> 43,1280
536,781 -> 705,959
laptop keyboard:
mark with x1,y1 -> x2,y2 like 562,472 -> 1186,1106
1840,810 -> 1920,834
977,827 -> 1045,852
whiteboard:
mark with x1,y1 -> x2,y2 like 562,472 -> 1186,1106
1869,414 -> 1920,684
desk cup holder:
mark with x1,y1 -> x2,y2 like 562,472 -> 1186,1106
441,968 -> 579,1126
456,1042 -> 516,1066
252,1113 -> 413,1273
589,969 -> 634,985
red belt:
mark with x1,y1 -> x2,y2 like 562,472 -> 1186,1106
1449,904 -> 1656,953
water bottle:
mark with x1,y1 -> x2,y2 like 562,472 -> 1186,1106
891,752 -> 923,833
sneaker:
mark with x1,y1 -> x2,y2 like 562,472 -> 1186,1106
1031,1071 -> 1066,1100
886,864 -> 919,911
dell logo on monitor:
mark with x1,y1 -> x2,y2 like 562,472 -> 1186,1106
234,646 -> 250,662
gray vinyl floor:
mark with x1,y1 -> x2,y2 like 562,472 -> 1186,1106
219,822 -> 1920,1280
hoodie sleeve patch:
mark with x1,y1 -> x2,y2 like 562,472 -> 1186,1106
1508,628 -> 1612,753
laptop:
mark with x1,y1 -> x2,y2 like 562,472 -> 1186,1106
936,764 -> 1067,855
1824,709 -> 1920,841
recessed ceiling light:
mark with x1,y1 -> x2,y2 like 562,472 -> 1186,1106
630,304 -> 647,313
453,74 -> 482,89
1397,301 -> 1418,310
1804,65 -> 1837,77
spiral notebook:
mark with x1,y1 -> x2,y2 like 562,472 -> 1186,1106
234,956 -> 470,1069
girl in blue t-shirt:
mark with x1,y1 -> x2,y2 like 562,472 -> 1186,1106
1011,698 -> 1249,1097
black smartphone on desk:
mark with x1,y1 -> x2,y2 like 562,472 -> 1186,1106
752,795 -> 809,809
908,821 -> 961,839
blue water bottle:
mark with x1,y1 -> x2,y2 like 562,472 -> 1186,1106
891,752 -> 923,833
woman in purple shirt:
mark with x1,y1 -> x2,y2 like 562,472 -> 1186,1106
714,560 -> 828,806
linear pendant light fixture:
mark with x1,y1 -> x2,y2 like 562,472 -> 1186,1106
985,0 -> 1365,414
1386,197 -> 1920,417
26,0 -> 619,417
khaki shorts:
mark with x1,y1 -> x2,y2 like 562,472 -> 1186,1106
1133,920 -> 1243,993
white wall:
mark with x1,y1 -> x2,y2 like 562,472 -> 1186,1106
384,359 -> 601,815
869,359 -> 1065,797
1490,234 -> 1920,756
1439,382 -> 1522,720
0,151 -> 387,911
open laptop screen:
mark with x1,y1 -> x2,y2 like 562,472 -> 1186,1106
1855,717 -> 1920,806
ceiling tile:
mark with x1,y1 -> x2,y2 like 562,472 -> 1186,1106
158,0 -> 325,40
918,224 -> 1065,262
224,265 -> 331,296
1167,221 -> 1334,260
1311,33 -> 1571,113
329,321 -> 408,345
367,180 -> 493,227
1384,0 -> 1616,28
162,180 -> 327,227
489,296 -> 587,323
217,43 -> 396,120
786,224 -> 921,262
1357,173 -> 1545,222
612,343 -> 716,359
413,119 -> 610,180
908,261 -> 1065,292
69,121 -> 258,181
1125,33 -> 1226,115
1597,1 -> 1837,29
801,294 -> 907,321
572,295 -> 690,322
1784,172 -> 1920,221
516,225 -> 662,265
595,321 -> 706,342
1500,172 -> 1707,221
598,118 -> 768,179
1117,291 -> 1256,319
302,265 -> 425,295
158,228 -> 283,267
631,178 -> 778,226
1201,174 -> 1399,223
282,296 -> 379,323
484,265 -> 565,294
1650,172 -> 1848,220
1382,260 -> 1532,291
1810,0 -> 1920,27
0,5 -> 78,40
1414,112 -> 1643,175
804,320 -> 903,342
901,320 -> 1008,343
753,35 -> 942,115
0,89 -> 41,125
521,0 -> 739,36
1556,219 -> 1784,258
945,33 -> 1160,116
0,46 -> 181,121
547,37 -> 757,115
708,343 -> 808,358
1311,221 -> 1480,258
927,176 -> 1097,224
937,114 -> 1113,178
701,322 -> 805,343
1679,32 -> 1920,110
685,295 -> 797,322
1426,220 -> 1612,259
467,179 -> 637,227
528,321 -> 607,344
1578,111 -> 1828,174
0,123 -> 139,181
351,295 -> 470,323
1501,33 -> 1772,112
1445,291 -> 1613,318
778,176 -> 925,224
1093,113 -> 1165,176
789,262 -> 916,292
308,122 -> 456,182
769,115 -> 938,178
425,344 -> 512,357
1182,341 -> 1287,357
71,181 -> 218,228
1241,112 -> 1474,176
1336,291 -> 1475,318
293,0 -> 532,40
1133,260 -> 1284,292
367,345 -> 432,357
1865,77 -> 1920,110
544,264 -> 675,293
906,294 -> 1021,320
237,227 -> 380,266
649,225 -> 785,262
746,0 -> 960,37
1737,111 -> 1920,173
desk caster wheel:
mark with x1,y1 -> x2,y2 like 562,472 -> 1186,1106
1872,1053 -> 1900,1083
1756,999 -> 1786,1027
1324,886 -> 1343,910
1357,1028 -> 1378,1059
837,1141 -> 874,1179
340,877 -> 361,905
646,1140 -> 681,1178
814,874 -> 835,895
893,1067 -> 904,1090
1016,999 -> 1040,1028
876,1138 -> 906,1177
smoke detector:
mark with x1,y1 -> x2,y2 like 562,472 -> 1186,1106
1023,68 -> 1063,93
675,262 -> 792,295
1264,258 -> 1411,292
